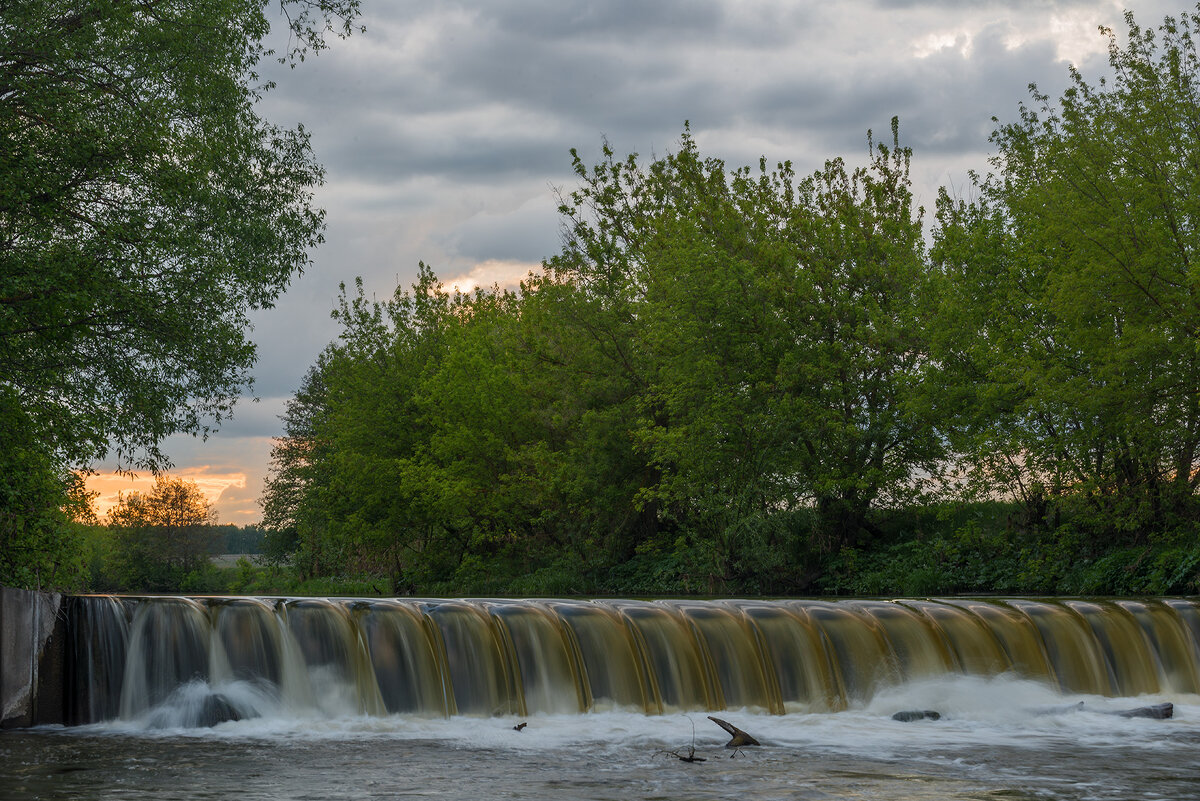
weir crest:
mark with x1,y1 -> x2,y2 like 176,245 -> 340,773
62,597 -> 1200,726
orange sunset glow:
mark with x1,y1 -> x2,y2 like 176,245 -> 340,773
86,469 -> 249,523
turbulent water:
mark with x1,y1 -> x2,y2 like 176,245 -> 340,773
9,596 -> 1197,799
5,676 -> 1199,801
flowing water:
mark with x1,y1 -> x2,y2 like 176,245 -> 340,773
3,596 -> 1200,800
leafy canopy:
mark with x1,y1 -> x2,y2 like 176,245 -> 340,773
0,0 -> 360,470
932,6 -> 1200,538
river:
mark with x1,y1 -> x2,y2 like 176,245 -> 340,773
4,676 -> 1198,800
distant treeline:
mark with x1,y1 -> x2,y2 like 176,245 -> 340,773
75,522 -> 268,594
214,524 -> 266,555
255,13 -> 1200,597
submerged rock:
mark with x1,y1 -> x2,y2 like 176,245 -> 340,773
892,710 -> 941,722
144,683 -> 260,729
1111,702 -> 1173,719
196,693 -> 243,727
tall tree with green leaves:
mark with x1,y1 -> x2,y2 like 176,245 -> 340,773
933,6 -> 1200,540
0,0 -> 359,587
260,357 -> 332,568
261,266 -> 472,587
554,123 -> 939,578
1,0 -> 359,468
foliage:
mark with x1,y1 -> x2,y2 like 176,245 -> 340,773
260,7 -> 1200,592
0,0 -> 360,471
551,121 -> 939,564
8,4 -> 1200,600
0,387 -> 98,589
211,523 -> 266,554
106,475 -> 220,591
0,1 -> 359,590
262,125 -> 942,596
932,7 -> 1200,541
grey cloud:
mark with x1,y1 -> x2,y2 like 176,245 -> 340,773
473,0 -> 726,41
871,0 -> 1108,8
208,397 -> 290,439
380,0 -> 808,48
736,19 -> 1096,164
261,3 -> 814,189
320,120 -> 574,183
440,196 -> 563,264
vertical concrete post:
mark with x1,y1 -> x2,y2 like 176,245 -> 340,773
0,586 -> 64,727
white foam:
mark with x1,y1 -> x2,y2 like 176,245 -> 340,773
82,673 -> 1199,772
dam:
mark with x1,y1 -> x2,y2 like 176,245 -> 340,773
5,592 -> 1200,800
42,595 -> 1200,725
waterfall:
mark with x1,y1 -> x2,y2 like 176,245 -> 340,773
66,596 -> 1200,726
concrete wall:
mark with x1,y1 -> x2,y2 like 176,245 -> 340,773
0,586 -> 66,728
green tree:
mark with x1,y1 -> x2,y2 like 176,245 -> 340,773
506,269 -> 668,584
0,0 -> 359,467
933,6 -> 1200,541
554,124 -> 939,578
107,474 -> 219,590
261,266 -> 467,587
270,127 -> 942,594
0,388 -> 97,589
261,358 -> 333,569
0,0 -> 358,588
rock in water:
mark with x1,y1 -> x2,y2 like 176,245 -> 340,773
891,710 -> 941,722
197,693 -> 243,727
1112,702 -> 1173,719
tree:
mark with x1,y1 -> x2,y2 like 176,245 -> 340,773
0,0 -> 360,471
261,266 -> 468,586
0,387 -> 97,589
0,0 -> 358,589
107,474 -> 219,589
932,6 -> 1200,540
554,123 -> 940,571
261,358 -> 332,567
266,127 -> 942,594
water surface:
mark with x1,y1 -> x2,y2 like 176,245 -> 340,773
5,676 -> 1197,801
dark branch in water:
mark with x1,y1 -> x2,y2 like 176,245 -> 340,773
707,716 -> 760,757
708,716 -> 760,747
658,716 -> 708,763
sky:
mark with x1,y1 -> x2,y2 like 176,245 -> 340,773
85,0 -> 1185,523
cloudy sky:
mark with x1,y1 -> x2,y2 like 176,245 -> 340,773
86,0 -> 1185,523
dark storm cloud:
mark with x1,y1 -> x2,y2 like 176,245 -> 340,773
269,0 -> 1137,198
433,0 -> 809,49
262,1 -> 817,187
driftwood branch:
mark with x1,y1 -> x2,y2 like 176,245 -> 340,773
707,716 -> 760,748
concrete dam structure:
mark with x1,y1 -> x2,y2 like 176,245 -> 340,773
4,590 -> 1200,728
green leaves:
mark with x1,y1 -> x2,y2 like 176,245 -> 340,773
0,1 -> 360,588
259,8 -> 1200,595
933,6 -> 1200,538
265,123 -> 943,592
557,120 -> 939,555
0,1 -> 359,471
